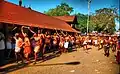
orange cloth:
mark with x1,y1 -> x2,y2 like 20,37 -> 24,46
24,37 -> 31,54
24,46 -> 31,54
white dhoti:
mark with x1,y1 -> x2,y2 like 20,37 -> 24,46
15,47 -> 21,53
34,46 -> 40,53
64,42 -> 69,49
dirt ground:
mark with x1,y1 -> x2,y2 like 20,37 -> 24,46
1,46 -> 119,74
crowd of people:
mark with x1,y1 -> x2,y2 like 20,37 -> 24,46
2,26 -> 120,65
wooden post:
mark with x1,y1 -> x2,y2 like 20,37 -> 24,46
3,23 -> 8,51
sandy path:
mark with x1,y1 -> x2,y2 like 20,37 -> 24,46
2,46 -> 119,74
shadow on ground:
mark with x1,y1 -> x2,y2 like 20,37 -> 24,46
1,50 -> 77,73
1,49 -> 79,73
27,61 -> 80,67
1,54 -> 59,73
3,63 -> 28,73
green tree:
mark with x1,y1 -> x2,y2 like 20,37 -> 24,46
75,13 -> 87,33
75,13 -> 95,33
91,8 -> 119,34
44,3 -> 73,16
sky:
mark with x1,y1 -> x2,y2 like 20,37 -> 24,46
7,0 -> 120,30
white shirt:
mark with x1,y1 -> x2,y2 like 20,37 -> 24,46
0,32 -> 5,50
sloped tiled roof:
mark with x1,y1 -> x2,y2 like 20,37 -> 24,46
0,1 -> 78,32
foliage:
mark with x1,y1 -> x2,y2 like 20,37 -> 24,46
44,3 -> 73,16
75,13 -> 95,33
75,13 -> 87,33
90,8 -> 118,34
